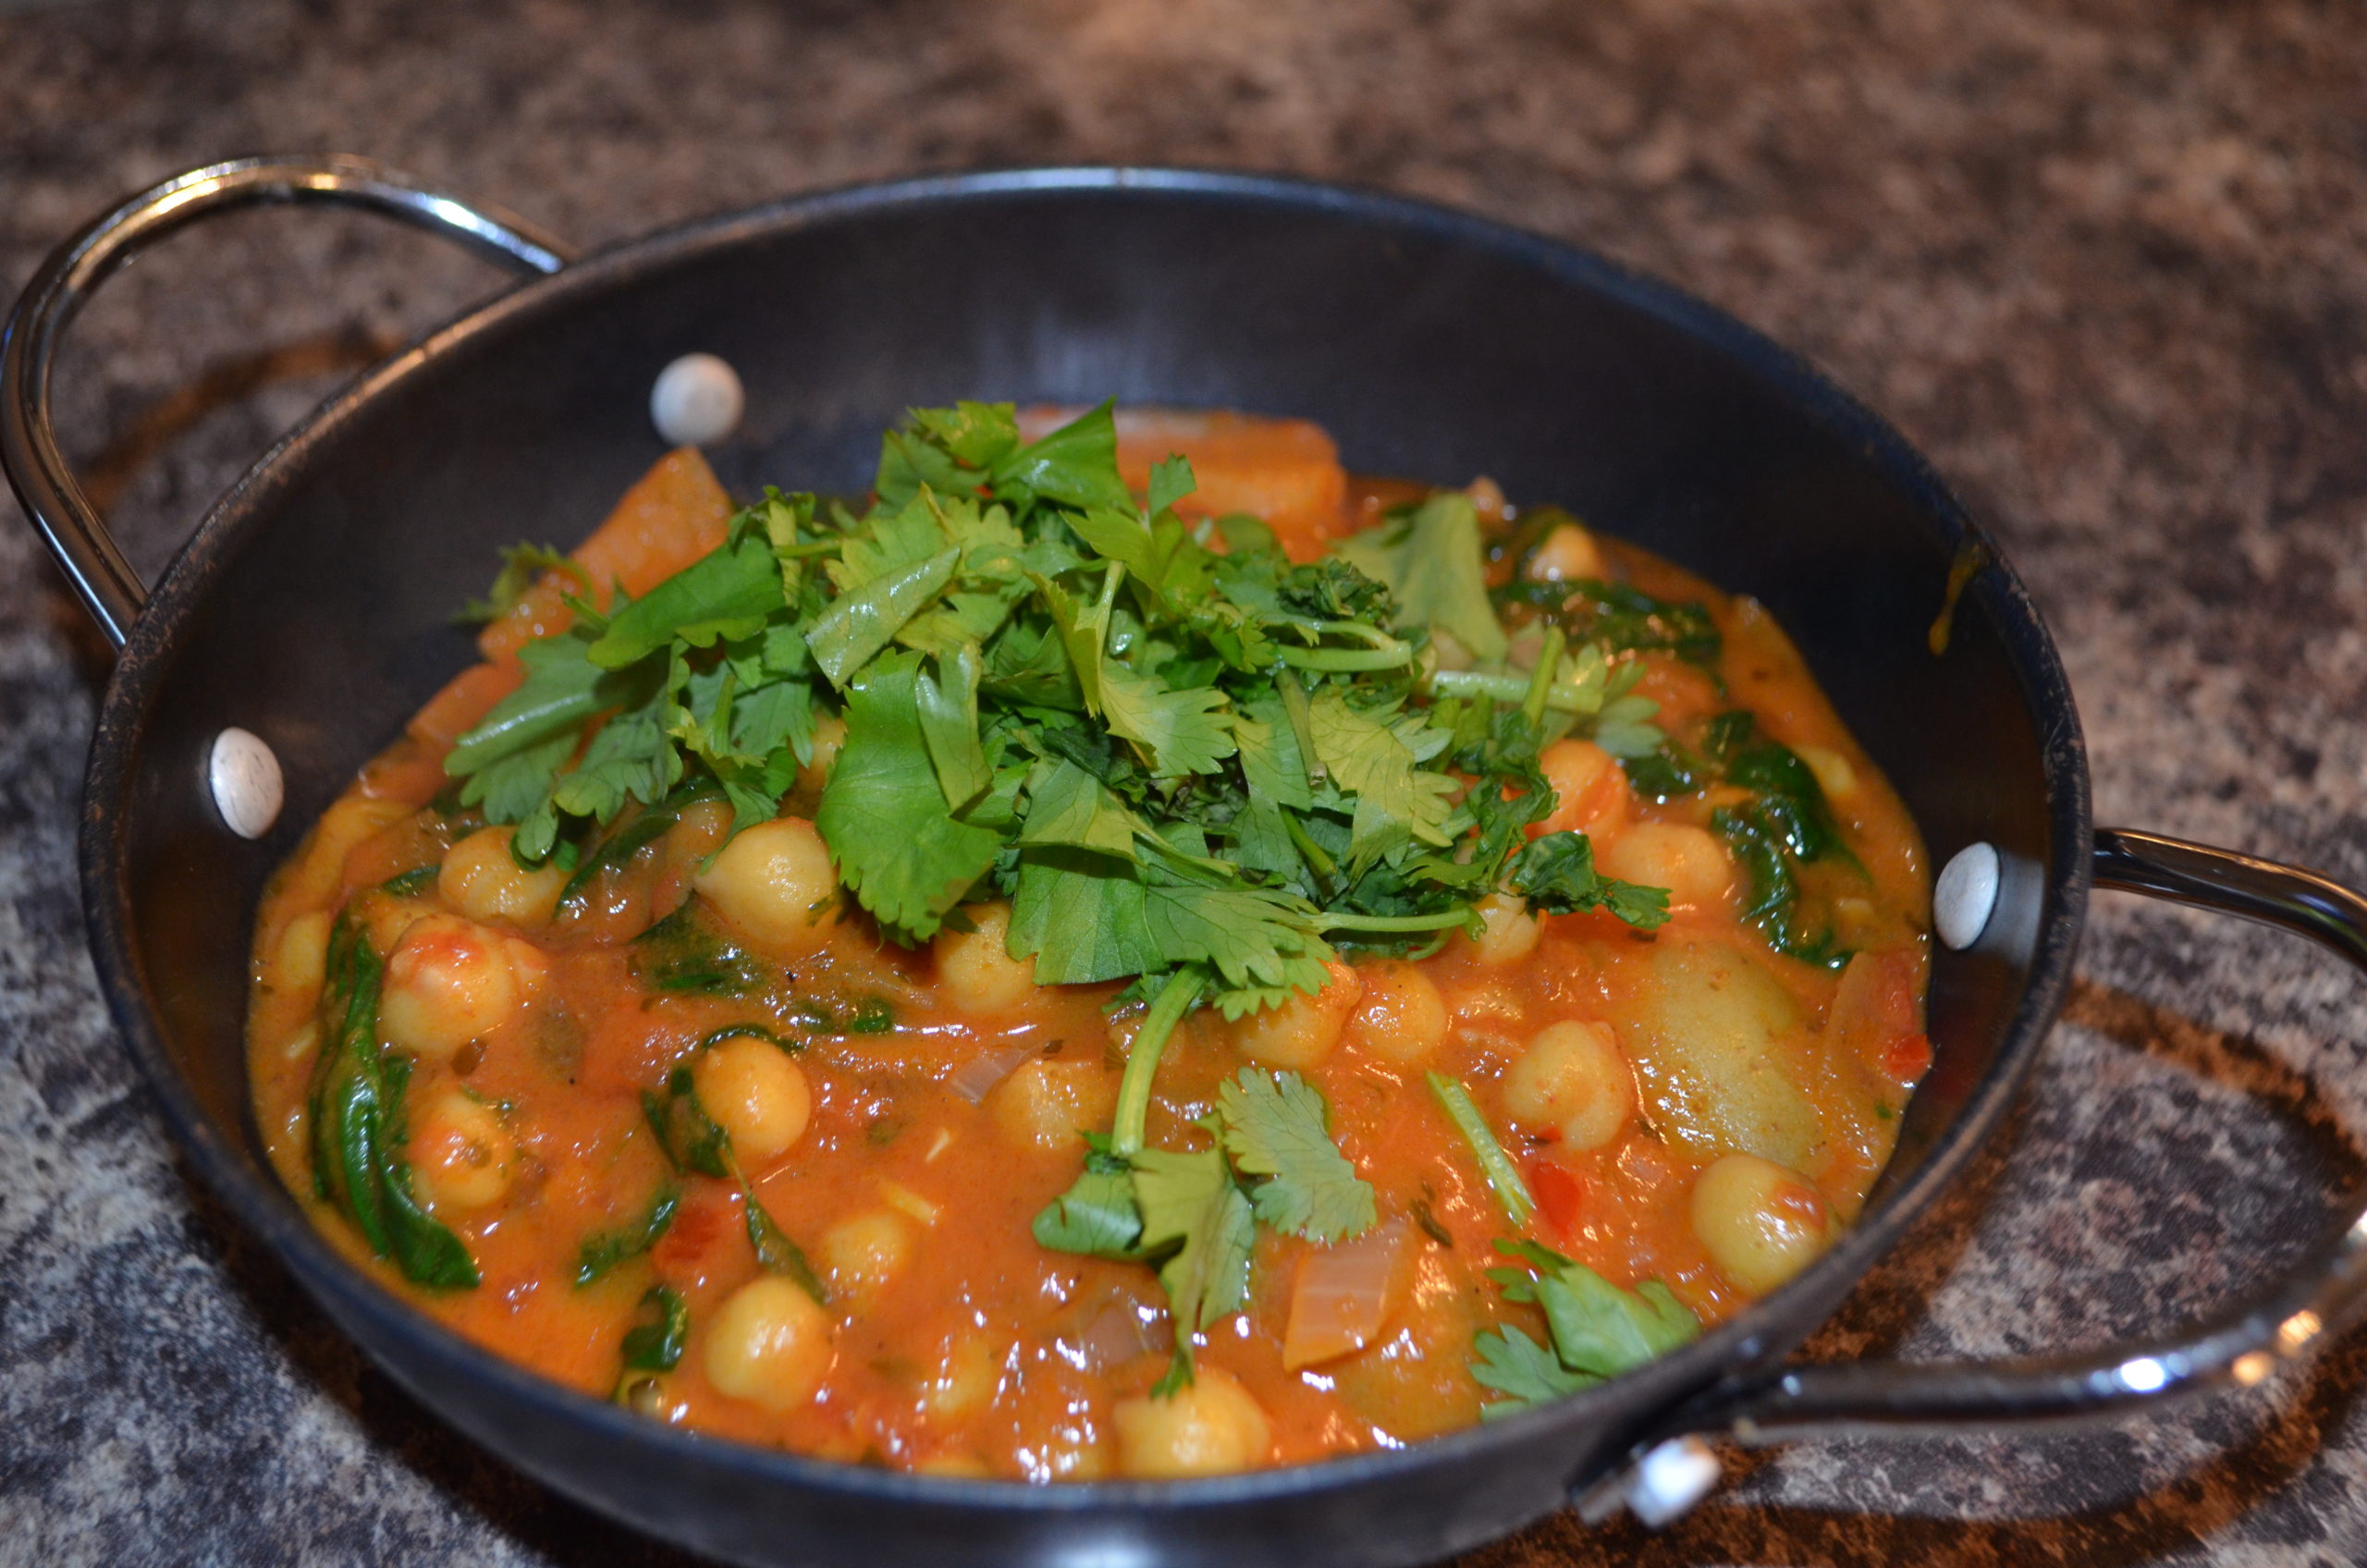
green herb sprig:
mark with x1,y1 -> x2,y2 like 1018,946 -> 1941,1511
443,401 -> 1671,1015
1470,1239 -> 1699,1418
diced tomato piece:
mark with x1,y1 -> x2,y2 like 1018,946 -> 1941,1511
1882,1032 -> 1934,1084
1529,1160 -> 1590,1238
652,1192 -> 735,1291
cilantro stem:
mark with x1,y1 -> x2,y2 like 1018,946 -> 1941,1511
1271,620 -> 1413,670
1426,1072 -> 1536,1226
1282,813 -> 1338,880
770,539 -> 846,558
1276,645 -> 1416,672
1110,968 -> 1208,1158
1426,668 -> 1606,715
1317,909 -> 1474,933
1521,626 -> 1567,729
1275,670 -> 1321,785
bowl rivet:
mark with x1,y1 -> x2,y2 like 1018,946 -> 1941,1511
650,352 -> 744,447
1626,1435 -> 1722,1527
209,727 -> 283,839
1934,841 -> 2002,950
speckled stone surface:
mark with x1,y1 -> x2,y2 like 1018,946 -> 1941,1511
4,1 -> 2366,1563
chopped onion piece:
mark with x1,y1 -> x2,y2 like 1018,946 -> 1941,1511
1283,1220 -> 1408,1371
1073,1296 -> 1167,1373
948,1040 -> 1041,1104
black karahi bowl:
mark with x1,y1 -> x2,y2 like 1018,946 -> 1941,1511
9,157 -> 2366,1568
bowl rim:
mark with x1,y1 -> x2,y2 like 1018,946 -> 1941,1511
77,162 -> 2094,1512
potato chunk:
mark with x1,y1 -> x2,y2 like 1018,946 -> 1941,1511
1612,940 -> 1824,1170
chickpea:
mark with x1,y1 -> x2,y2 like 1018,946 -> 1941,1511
1598,824 -> 1734,912
822,1209 -> 914,1300
1340,962 -> 1449,1065
694,816 -> 839,953
1230,961 -> 1364,1070
991,1060 -> 1118,1153
438,826 -> 568,925
1537,739 -> 1630,839
921,1335 -> 1001,1421
1460,894 -> 1540,968
1502,1021 -> 1635,1150
380,914 -> 527,1063
691,1035 -> 812,1168
263,910 -> 333,1003
1111,1366 -> 1273,1478
934,902 -> 1039,1016
409,1090 -> 515,1211
703,1276 -> 834,1412
1525,522 -> 1607,583
1690,1153 -> 1831,1295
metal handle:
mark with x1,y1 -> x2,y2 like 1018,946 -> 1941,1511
1695,827 -> 2367,1444
0,153 -> 577,648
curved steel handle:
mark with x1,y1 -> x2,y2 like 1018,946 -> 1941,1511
0,153 -> 578,648
1693,827 -> 2367,1445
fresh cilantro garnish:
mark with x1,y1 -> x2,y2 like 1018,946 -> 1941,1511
1034,975 -> 1376,1394
443,400 -> 1704,1376
1333,492 -> 1509,663
1470,1238 -> 1699,1418
1211,1068 -> 1377,1243
445,400 -> 1673,986
455,541 -> 589,625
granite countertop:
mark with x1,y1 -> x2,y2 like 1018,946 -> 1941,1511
5,1 -> 2365,1562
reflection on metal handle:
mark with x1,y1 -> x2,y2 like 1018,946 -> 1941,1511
0,154 -> 577,648
1691,827 -> 2367,1445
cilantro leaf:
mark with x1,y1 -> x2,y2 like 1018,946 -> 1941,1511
816,651 -> 1001,940
1508,831 -> 1671,930
589,526 -> 781,669
1134,1143 -> 1256,1391
1147,454 -> 1196,519
1210,1069 -> 1376,1243
1099,664 -> 1235,778
807,545 -> 960,688
456,541 -> 587,624
1472,1323 -> 1595,1416
1306,689 -> 1456,872
914,643 -> 991,810
990,401 -> 1135,511
1032,1139 -> 1147,1258
1486,1241 -> 1694,1373
1331,491 -> 1509,662
1018,759 -> 1143,857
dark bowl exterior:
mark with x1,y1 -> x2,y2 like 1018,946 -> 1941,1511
77,169 -> 2091,1566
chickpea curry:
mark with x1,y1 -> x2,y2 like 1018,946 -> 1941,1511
247,403 -> 1932,1481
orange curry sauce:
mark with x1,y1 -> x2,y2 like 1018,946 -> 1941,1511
246,411 -> 1931,1481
